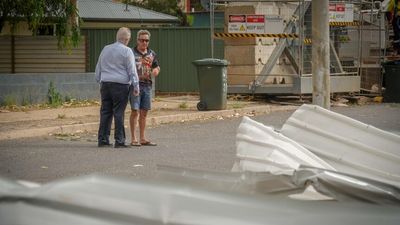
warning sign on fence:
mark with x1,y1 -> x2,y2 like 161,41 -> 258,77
229,14 -> 283,34
329,3 -> 353,22
228,15 -> 247,33
246,15 -> 265,34
265,15 -> 284,34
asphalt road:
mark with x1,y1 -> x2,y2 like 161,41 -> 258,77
0,104 -> 399,183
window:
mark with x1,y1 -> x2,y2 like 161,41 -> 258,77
36,24 -> 55,36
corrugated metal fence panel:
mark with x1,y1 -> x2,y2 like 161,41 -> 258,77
83,29 -> 117,75
156,28 -> 224,92
14,36 -> 86,73
83,28 -> 224,92
0,36 -> 12,73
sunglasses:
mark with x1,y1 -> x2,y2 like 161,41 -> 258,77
138,39 -> 150,43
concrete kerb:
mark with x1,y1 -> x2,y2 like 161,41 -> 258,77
0,105 -> 298,141
148,105 -> 297,125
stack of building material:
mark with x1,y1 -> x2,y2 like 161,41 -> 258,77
224,2 -> 297,86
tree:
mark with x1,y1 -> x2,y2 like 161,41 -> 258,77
190,0 -> 204,12
0,0 -> 81,49
127,0 -> 188,26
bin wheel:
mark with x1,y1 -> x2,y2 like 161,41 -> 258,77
197,101 -> 207,111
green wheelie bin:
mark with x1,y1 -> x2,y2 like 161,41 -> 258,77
192,58 -> 229,111
383,61 -> 400,103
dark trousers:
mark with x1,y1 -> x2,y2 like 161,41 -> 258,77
98,82 -> 130,145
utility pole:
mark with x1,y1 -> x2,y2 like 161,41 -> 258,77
312,0 -> 330,109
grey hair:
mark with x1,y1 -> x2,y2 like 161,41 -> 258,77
116,27 -> 131,42
137,30 -> 151,40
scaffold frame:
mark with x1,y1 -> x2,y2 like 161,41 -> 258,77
209,0 -> 386,94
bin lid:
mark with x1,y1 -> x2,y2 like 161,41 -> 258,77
192,58 -> 229,66
382,60 -> 400,66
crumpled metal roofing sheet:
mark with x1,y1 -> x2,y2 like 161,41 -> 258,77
235,116 -> 335,174
1,173 -> 400,225
281,104 -> 400,187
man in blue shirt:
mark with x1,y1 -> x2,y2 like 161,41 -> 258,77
95,27 -> 139,148
129,30 -> 160,146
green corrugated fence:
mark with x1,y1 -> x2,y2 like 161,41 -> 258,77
82,28 -> 224,92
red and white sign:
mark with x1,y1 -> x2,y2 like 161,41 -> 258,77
335,3 -> 346,22
229,15 -> 246,23
329,4 -> 336,12
246,15 -> 265,34
329,3 -> 353,22
228,14 -> 284,34
228,15 -> 247,33
246,15 -> 265,23
336,4 -> 345,12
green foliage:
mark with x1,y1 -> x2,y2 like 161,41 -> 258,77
64,95 -> 72,102
231,102 -> 244,109
190,0 -> 204,11
0,0 -> 81,50
147,0 -> 180,17
1,95 -> 17,107
126,0 -> 188,25
186,15 -> 194,26
178,102 -> 188,109
47,81 -> 63,107
21,97 -> 31,106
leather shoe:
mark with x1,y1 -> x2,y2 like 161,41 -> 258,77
114,143 -> 130,148
98,142 -> 112,147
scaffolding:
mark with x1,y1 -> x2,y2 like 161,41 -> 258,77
210,0 -> 387,94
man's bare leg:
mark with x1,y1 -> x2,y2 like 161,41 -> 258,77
139,109 -> 148,143
130,110 -> 139,144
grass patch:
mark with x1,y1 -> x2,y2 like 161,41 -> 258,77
53,132 -> 81,141
178,102 -> 188,109
21,97 -> 31,106
153,96 -> 161,102
231,102 -> 244,109
47,81 -> 63,107
2,95 -> 17,107
0,99 -> 100,112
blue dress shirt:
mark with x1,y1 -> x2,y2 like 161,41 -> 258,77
95,42 -> 139,89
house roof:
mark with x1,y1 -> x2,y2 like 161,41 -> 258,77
77,0 -> 179,23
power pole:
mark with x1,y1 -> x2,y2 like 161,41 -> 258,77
312,0 -> 330,109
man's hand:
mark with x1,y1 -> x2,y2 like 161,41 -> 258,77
151,66 -> 160,77
132,86 -> 140,96
144,56 -> 153,66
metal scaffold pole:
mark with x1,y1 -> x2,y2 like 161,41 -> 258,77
312,0 -> 330,109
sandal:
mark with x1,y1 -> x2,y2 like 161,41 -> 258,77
140,141 -> 157,146
130,141 -> 141,147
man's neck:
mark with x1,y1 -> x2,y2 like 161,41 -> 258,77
137,47 -> 147,54
117,40 -> 127,46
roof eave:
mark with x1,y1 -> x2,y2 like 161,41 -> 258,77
81,18 -> 180,23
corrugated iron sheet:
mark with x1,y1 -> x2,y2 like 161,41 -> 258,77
77,0 -> 179,22
280,104 -> 400,187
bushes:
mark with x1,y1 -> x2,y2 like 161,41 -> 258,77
47,81 -> 63,107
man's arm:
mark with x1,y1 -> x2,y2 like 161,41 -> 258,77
95,54 -> 102,83
127,48 -> 140,95
151,51 -> 160,77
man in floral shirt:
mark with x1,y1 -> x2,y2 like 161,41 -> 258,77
129,30 -> 160,146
